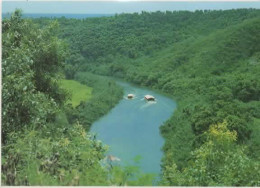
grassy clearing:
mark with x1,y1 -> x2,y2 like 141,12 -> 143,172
59,79 -> 92,107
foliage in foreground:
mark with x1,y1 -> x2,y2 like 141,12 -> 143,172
2,10 -> 152,186
2,10 -> 67,142
161,121 -> 260,186
2,124 -> 109,185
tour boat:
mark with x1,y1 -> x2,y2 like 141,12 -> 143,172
144,95 -> 155,101
127,94 -> 134,99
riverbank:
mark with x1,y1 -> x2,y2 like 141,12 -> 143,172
65,72 -> 124,131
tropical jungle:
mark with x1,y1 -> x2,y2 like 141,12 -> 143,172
2,8 -> 260,186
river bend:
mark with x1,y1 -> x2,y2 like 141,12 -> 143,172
90,81 -> 177,175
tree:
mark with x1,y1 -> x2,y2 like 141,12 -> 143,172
2,10 -> 67,142
162,121 -> 260,186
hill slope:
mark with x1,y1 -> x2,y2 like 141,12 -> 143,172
34,9 -> 260,185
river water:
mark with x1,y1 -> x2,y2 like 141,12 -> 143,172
90,81 -> 177,177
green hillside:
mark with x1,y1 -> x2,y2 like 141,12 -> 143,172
59,79 -> 92,107
46,9 -> 260,185
2,9 -> 260,186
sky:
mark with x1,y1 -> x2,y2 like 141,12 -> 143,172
2,1 -> 260,14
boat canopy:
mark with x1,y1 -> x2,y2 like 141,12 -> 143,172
145,95 -> 155,100
128,94 -> 134,98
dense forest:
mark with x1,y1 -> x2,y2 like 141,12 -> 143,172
2,10 -> 154,186
2,8 -> 260,185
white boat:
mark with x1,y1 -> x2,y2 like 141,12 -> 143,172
127,94 -> 134,99
144,95 -> 155,101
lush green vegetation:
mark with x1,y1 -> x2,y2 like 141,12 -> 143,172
59,79 -> 92,107
64,72 -> 124,131
34,9 -> 260,186
2,8 -> 260,186
2,10 -> 154,186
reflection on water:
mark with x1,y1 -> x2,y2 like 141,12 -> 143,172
90,81 -> 177,177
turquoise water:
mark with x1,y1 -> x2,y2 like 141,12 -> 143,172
90,81 -> 176,176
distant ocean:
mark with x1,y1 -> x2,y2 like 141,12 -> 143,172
2,13 -> 114,19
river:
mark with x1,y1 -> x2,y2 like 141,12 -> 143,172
90,80 -> 177,178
